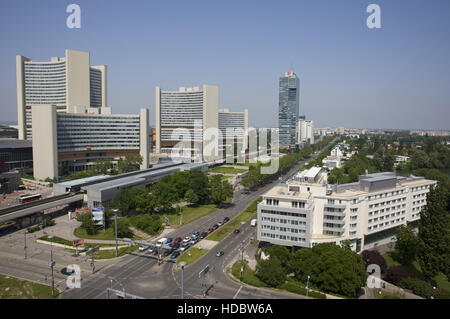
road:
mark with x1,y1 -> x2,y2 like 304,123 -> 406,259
61,141 -> 334,299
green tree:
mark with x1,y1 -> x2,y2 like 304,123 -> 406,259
395,225 -> 419,265
290,243 -> 367,298
110,188 -> 134,213
417,185 -> 450,279
189,170 -> 210,204
116,219 -> 133,238
91,158 -> 112,175
185,189 -> 199,205
265,245 -> 292,270
255,257 -> 286,287
210,175 -> 233,206
117,154 -> 143,174
151,181 -> 177,211
76,213 -> 98,235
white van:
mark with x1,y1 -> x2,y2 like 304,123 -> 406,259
250,219 -> 257,227
156,238 -> 167,247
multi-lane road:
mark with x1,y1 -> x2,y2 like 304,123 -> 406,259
61,142 -> 333,299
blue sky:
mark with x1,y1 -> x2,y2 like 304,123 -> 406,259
0,0 -> 449,130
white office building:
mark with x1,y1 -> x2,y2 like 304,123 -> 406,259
297,118 -> 314,145
32,105 -> 149,181
16,49 -> 108,140
218,108 -> 248,157
257,168 -> 436,252
156,85 -> 219,162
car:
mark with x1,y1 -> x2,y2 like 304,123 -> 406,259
207,228 -> 213,233
163,249 -> 171,257
216,250 -> 224,257
212,224 -> 219,230
180,243 -> 190,252
170,251 -> 180,259
200,232 -> 207,239
138,245 -> 147,252
217,221 -> 223,227
173,237 -> 182,244
166,237 -> 173,244
223,217 -> 230,223
190,238 -> 199,245
234,229 -> 240,234
192,231 -> 200,237
156,238 -> 168,247
183,236 -> 190,243
170,242 -> 180,250
148,246 -> 155,253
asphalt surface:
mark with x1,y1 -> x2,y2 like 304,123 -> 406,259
61,141 -> 334,299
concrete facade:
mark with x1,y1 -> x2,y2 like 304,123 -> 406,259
257,168 -> 437,252
16,49 -> 107,140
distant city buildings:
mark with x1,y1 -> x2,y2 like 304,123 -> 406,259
16,49 -> 108,140
278,72 -> 299,149
257,167 -> 436,252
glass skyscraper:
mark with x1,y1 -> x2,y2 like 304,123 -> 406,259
278,72 -> 299,149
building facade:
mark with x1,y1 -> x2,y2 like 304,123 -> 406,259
0,139 -> 33,173
257,168 -> 436,252
297,118 -> 314,145
218,108 -> 248,157
16,49 -> 108,140
32,105 -> 149,180
156,85 -> 220,161
279,72 -> 299,149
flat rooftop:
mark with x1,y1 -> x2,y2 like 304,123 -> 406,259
265,185 -> 310,199
0,139 -> 32,149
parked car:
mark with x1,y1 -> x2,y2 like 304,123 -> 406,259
183,236 -> 191,243
180,243 -> 190,252
166,237 -> 173,244
200,232 -> 208,239
170,251 -> 180,259
163,249 -> 171,257
223,217 -> 230,223
217,221 -> 223,227
216,250 -> 224,257
212,224 -> 219,230
148,246 -> 155,253
171,242 -> 180,250
207,228 -> 214,233
156,238 -> 168,247
190,238 -> 199,245
138,245 -> 148,252
173,237 -> 182,244
192,231 -> 200,237
234,229 -> 240,234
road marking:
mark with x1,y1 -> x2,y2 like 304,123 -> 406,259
233,285 -> 242,299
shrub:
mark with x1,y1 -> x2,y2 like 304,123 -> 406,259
255,257 -> 286,287
361,250 -> 387,274
399,277 -> 435,298
385,266 -> 409,285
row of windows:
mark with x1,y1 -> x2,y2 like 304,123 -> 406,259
261,209 -> 306,218
260,232 -> 306,242
261,216 -> 306,225
369,211 -> 405,224
368,217 -> 405,231
369,198 -> 406,209
368,190 -> 406,201
261,224 -> 306,233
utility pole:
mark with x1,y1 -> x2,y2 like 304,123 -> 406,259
306,275 -> 310,298
178,261 -> 186,299
48,235 -> 55,299
114,210 -> 118,257
24,230 -> 27,259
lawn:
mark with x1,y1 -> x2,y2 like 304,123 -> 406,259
382,251 -> 450,292
374,289 -> 404,299
231,260 -> 269,288
166,204 -> 217,228
39,235 -> 73,246
209,167 -> 248,175
177,247 -> 208,266
0,274 -> 56,299
89,245 -> 139,259
207,197 -> 261,242
73,225 -> 140,240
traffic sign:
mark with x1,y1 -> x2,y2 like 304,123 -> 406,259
199,264 -> 209,278
86,246 -> 100,255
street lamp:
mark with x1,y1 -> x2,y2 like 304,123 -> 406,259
108,277 -> 125,299
48,235 -> 55,299
112,209 -> 119,257
306,275 -> 310,298
178,261 -> 187,299
24,230 -> 28,259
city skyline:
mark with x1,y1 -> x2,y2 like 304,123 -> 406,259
0,0 -> 449,130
